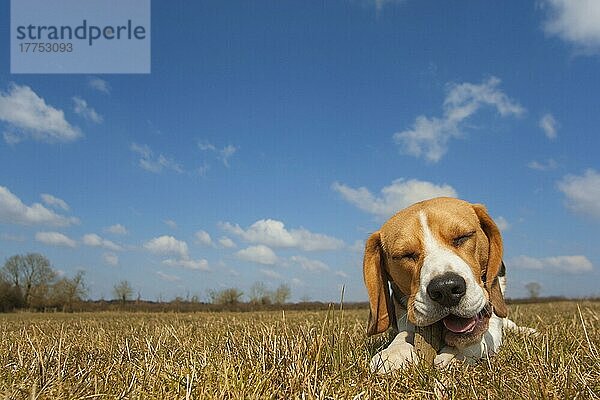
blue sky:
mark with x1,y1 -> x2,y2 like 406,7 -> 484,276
1,1 -> 599,301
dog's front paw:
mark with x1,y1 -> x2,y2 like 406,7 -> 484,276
434,351 -> 458,369
503,318 -> 538,336
518,326 -> 539,336
370,342 -> 417,374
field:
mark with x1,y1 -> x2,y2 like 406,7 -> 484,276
0,301 -> 598,399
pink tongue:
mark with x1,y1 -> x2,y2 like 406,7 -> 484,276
443,315 -> 478,333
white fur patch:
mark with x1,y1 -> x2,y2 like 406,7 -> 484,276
412,212 -> 487,326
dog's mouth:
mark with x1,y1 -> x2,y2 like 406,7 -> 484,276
442,304 -> 493,347
443,314 -> 481,334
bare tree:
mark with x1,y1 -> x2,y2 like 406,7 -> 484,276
50,271 -> 87,311
2,255 -> 23,288
208,287 -> 244,305
113,280 -> 134,303
2,253 -> 56,307
273,284 -> 291,305
299,294 -> 311,303
525,282 -> 541,299
249,281 -> 272,305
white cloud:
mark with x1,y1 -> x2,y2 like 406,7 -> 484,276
105,224 -> 128,235
103,253 -> 119,266
198,142 -> 217,152
88,77 -> 110,94
539,113 -> 558,139
335,270 -> 349,279
394,116 -> 450,163
291,228 -> 344,251
220,222 -> 244,236
156,271 -> 181,282
393,77 -> 524,162
0,83 -> 81,143
349,240 -> 365,253
260,268 -> 282,280
361,0 -> 405,12
35,231 -> 77,248
0,186 -> 79,227
221,219 -> 344,251
511,254 -> 543,267
495,216 -> 510,232
528,159 -> 558,171
41,193 -> 70,211
0,233 -> 26,242
195,230 -> 214,247
236,245 -> 278,265
198,141 -> 238,167
289,255 -> 329,272
376,0 -> 404,10
219,236 -> 236,248
130,143 -> 184,174
332,178 -> 457,219
144,235 -> 189,259
219,145 -> 238,167
227,267 -> 240,277
162,258 -> 210,271
73,96 -> 103,124
510,255 -> 593,273
82,233 -> 122,251
291,277 -> 304,287
542,0 -> 600,54
164,219 -> 177,229
557,169 -> 600,219
195,163 -> 210,177
3,132 -> 21,145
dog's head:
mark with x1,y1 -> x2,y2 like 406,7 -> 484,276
363,197 -> 507,347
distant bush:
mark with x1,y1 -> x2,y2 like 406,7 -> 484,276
249,282 -> 272,305
0,278 -> 24,312
113,280 -> 134,303
208,288 -> 244,305
248,282 -> 291,305
48,271 -> 88,312
272,284 -> 291,304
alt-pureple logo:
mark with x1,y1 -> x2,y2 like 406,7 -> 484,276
11,0 -> 150,74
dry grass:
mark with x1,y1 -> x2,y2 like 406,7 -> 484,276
0,301 -> 598,399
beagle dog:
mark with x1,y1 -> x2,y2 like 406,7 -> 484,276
364,197 -> 527,373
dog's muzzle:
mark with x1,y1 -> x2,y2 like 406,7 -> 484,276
426,272 -> 467,307
442,303 -> 493,347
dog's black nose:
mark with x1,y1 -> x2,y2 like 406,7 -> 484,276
426,273 -> 466,307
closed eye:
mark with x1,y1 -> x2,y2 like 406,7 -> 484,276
392,252 -> 420,262
452,231 -> 476,247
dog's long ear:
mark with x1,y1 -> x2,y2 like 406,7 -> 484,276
488,262 -> 508,318
473,204 -> 508,318
363,231 -> 394,336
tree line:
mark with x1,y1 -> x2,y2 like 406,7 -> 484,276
4,253 -> 575,313
0,253 -> 292,312
0,253 -> 86,312
112,279 -> 291,305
